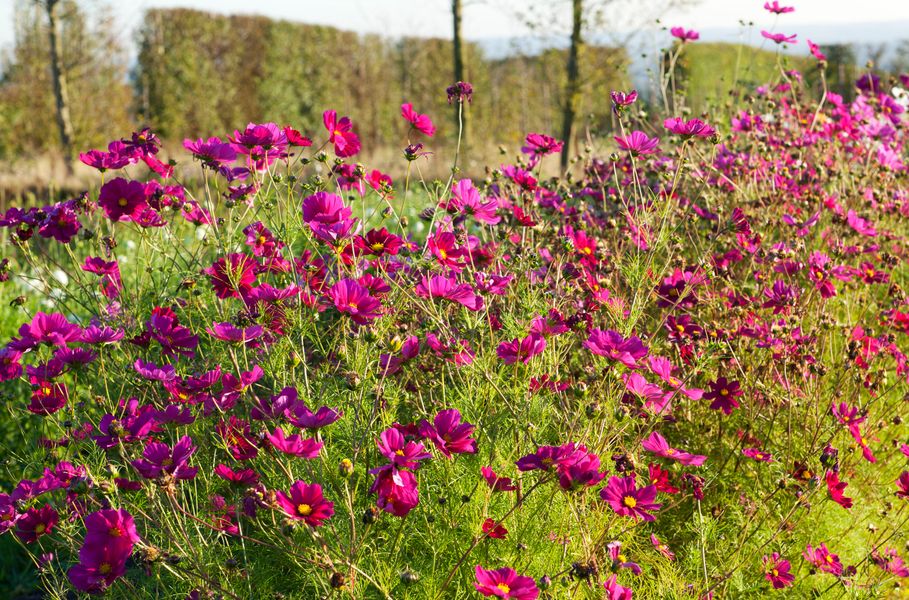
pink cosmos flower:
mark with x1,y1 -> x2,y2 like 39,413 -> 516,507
18,312 -> 82,348
614,131 -> 660,156
497,333 -> 546,365
266,427 -> 323,458
807,39 -> 827,62
441,179 -> 500,225
183,136 -> 237,168
651,534 -> 675,560
663,117 -> 716,138
761,30 -> 797,45
446,81 -> 473,103
600,475 -> 662,521
481,466 -> 517,492
207,322 -> 264,343
401,103 -> 435,136
846,210 -> 877,237
482,518 -> 508,539
376,428 -> 432,469
610,89 -> 638,114
15,504 -> 58,543
131,436 -> 198,480
521,133 -> 563,166
803,543 -> 843,575
584,329 -> 648,369
641,431 -> 706,466
897,471 -> 909,500
763,553 -> 795,588
419,408 -> 477,457
703,377 -> 742,415
98,177 -> 148,222
323,110 -> 361,157
427,230 -> 468,271
602,574 -> 633,599
764,1 -> 795,13
670,27 -> 699,41
557,448 -> 605,491
825,470 -> 853,509
415,274 -> 484,311
302,191 -> 357,243
742,447 -> 774,463
203,253 -> 258,300
474,565 -> 539,599
214,464 -> 260,486
327,278 -> 383,324
275,480 -> 334,526
370,467 -> 419,516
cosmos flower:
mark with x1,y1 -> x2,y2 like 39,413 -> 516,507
474,565 -> 539,599
600,476 -> 662,521
275,480 -> 334,526
401,103 -> 435,137
762,553 -> 795,588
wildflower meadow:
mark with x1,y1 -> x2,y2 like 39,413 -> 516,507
1,5 -> 909,600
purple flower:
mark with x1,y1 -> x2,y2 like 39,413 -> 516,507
275,480 -> 334,526
663,117 -> 716,139
763,553 -> 795,588
98,177 -> 148,222
15,504 -> 58,543
18,312 -> 82,348
418,408 -> 478,457
474,565 -> 539,599
131,436 -> 198,480
266,427 -> 323,459
496,333 -> 546,365
415,274 -> 484,311
584,329 -> 648,369
641,431 -> 707,466
446,81 -> 473,104
376,428 -> 432,469
206,321 -> 264,343
670,26 -> 699,41
133,359 -> 176,382
610,89 -> 638,115
327,279 -> 382,324
600,476 -> 662,521
184,136 -> 237,168
761,30 -> 797,45
614,131 -> 660,156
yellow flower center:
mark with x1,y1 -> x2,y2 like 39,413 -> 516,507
162,458 -> 173,466
623,496 -> 637,508
35,523 -> 46,534
371,242 -> 384,251
771,568 -> 778,577
496,583 -> 511,594
720,389 -> 729,396
676,324 -> 685,333
99,562 -> 112,575
439,249 -> 448,260
348,302 -> 358,310
395,449 -> 405,456
109,526 -> 122,537
118,198 -> 128,207
297,503 -> 313,516
825,555 -> 833,563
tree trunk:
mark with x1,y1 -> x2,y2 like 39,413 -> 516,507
560,0 -> 583,170
452,0 -> 468,146
45,0 -> 75,175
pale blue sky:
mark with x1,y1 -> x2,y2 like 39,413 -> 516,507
2,0 -> 909,52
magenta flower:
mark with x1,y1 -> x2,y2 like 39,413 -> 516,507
446,81 -> 473,104
584,329 -> 649,369
763,553 -> 795,588
761,30 -> 797,45
266,427 -> 323,459
474,565 -> 539,599
441,178 -> 500,225
897,471 -> 909,500
427,230 -> 468,271
15,504 -> 58,543
600,475 -> 662,521
481,466 -> 517,492
327,278 -> 383,324
419,408 -> 477,457
803,543 -> 842,575
497,333 -> 546,365
207,321 -> 264,343
610,89 -> 638,114
354,227 -> 403,257
18,312 -> 82,348
183,136 -> 237,168
376,428 -> 432,469
807,39 -> 827,62
742,447 -> 774,463
663,117 -> 716,139
79,148 -> 129,172
275,480 -> 334,526
133,359 -> 175,382
825,471 -> 853,509
370,467 -> 419,516
603,574 -> 633,599
614,131 -> 660,156
651,534 -> 675,560
556,448 -> 605,491
415,274 -> 484,311
214,464 -> 260,486
703,377 -> 742,415
98,177 -> 148,222
131,436 -> 198,480
641,431 -> 706,466
288,403 -> 342,430
323,110 -> 361,157
521,133 -> 563,166
516,443 -> 578,472
764,1 -> 794,13
302,191 -> 357,243
670,26 -> 699,41
607,540 -> 642,575
67,541 -> 130,593
401,103 -> 435,137
203,253 -> 258,300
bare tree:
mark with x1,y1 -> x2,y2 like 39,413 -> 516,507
43,0 -> 75,174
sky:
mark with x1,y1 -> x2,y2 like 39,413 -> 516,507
2,0 -> 909,54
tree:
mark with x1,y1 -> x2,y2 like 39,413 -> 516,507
44,0 -> 75,173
